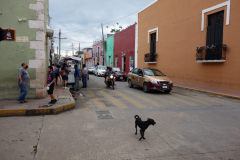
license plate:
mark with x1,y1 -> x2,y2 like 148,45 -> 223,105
120,77 -> 123,79
162,86 -> 168,89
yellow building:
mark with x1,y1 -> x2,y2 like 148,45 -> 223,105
137,0 -> 240,93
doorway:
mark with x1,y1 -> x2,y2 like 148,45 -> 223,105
206,11 -> 224,60
109,56 -> 111,66
122,56 -> 126,72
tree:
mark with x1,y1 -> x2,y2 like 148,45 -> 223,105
106,22 -> 123,34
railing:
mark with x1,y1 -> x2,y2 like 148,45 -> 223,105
144,53 -> 157,63
196,44 -> 227,62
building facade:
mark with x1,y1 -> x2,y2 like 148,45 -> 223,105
114,23 -> 137,73
92,40 -> 104,66
82,48 -> 92,66
138,0 -> 240,93
0,0 -> 53,99
106,35 -> 114,67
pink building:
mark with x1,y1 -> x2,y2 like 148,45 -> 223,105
92,40 -> 105,66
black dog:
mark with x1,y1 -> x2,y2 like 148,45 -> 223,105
135,115 -> 156,141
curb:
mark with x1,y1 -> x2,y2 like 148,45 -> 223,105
0,90 -> 75,117
174,85 -> 240,100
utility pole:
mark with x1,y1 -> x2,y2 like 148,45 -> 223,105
57,46 -> 59,59
70,43 -> 75,56
53,29 -> 67,61
101,23 -> 105,66
79,43 -> 80,56
59,29 -> 61,58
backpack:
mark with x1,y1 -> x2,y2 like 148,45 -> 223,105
61,70 -> 66,76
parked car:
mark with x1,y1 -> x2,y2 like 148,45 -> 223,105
112,67 -> 127,81
94,66 -> 107,77
88,66 -> 95,74
127,68 -> 173,93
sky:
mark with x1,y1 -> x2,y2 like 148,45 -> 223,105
49,0 -> 154,57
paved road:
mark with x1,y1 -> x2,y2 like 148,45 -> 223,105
1,74 -> 240,160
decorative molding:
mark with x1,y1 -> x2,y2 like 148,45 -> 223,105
201,0 -> 230,31
196,60 -> 226,63
138,0 -> 158,13
148,27 -> 158,43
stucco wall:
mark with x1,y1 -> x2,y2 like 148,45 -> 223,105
0,0 -> 49,99
138,0 -> 240,93
0,0 -> 37,99
114,24 -> 136,73
106,35 -> 114,67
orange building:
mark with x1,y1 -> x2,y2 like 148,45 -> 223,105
137,0 -> 240,93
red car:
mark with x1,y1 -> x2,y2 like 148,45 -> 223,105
112,67 -> 127,81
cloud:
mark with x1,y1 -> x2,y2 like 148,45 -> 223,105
50,0 -> 153,56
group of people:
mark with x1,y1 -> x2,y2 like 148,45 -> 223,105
17,62 -> 88,104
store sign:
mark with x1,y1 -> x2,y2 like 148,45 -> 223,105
16,36 -> 28,42
121,52 -> 126,56
3,28 -> 15,41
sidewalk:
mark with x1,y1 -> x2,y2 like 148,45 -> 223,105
174,82 -> 240,99
0,84 -> 75,117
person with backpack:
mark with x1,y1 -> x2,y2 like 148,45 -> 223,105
61,63 -> 69,89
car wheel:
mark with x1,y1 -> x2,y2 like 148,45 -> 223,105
164,90 -> 171,93
143,83 -> 150,93
128,80 -> 133,88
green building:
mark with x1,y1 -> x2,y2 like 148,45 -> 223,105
0,0 -> 53,99
106,35 -> 114,67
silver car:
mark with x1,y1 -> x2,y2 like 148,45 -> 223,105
94,66 -> 107,77
88,66 -> 95,74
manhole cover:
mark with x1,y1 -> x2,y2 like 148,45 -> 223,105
96,110 -> 113,119
96,110 -> 110,115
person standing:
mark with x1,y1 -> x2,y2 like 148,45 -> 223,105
55,65 -> 60,85
74,65 -> 80,91
44,66 -> 57,104
130,65 -> 133,72
61,63 -> 69,89
18,62 -> 30,103
82,64 -> 88,88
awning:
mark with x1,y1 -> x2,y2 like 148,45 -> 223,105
46,25 -> 54,37
59,56 -> 82,63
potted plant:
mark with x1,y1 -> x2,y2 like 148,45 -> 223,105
210,45 -> 216,52
144,53 -> 151,62
196,47 -> 203,53
205,46 -> 210,52
222,45 -> 228,51
144,53 -> 150,57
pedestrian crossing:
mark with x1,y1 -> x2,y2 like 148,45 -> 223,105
81,89 -> 230,110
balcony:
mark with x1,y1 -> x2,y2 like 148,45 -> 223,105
196,44 -> 227,63
144,53 -> 157,64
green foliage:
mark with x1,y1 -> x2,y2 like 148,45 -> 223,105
106,22 -> 123,34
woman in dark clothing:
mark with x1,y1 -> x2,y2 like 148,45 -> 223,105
61,63 -> 69,89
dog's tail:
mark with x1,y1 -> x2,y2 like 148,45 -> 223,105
135,115 -> 139,119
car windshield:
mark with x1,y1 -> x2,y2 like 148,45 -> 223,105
144,69 -> 165,76
98,66 -> 107,70
88,66 -> 94,69
113,68 -> 121,72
